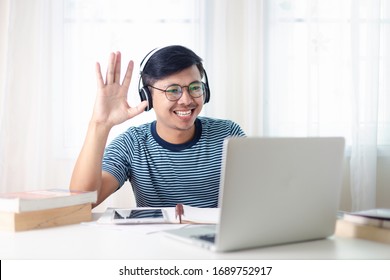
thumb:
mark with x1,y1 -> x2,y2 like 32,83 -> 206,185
127,101 -> 148,118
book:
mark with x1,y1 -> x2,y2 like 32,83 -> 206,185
335,219 -> 390,244
343,208 -> 390,229
0,188 -> 97,212
0,203 -> 92,232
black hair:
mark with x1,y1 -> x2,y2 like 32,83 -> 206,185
141,45 -> 205,86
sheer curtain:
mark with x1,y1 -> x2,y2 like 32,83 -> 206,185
0,0 -> 71,193
202,0 -> 264,136
206,0 -> 389,211
263,0 -> 385,211
349,1 -> 381,211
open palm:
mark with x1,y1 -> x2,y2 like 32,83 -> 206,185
92,52 -> 147,128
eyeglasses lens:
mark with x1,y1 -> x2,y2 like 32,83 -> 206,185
165,82 -> 204,101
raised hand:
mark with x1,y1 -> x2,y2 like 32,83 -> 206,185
92,51 -> 148,128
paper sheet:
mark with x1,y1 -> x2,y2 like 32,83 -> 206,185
82,206 -> 220,234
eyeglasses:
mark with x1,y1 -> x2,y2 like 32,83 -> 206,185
148,81 -> 205,101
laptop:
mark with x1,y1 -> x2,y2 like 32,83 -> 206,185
164,137 -> 345,252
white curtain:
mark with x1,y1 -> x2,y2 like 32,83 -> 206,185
0,0 -> 76,194
203,0 -> 265,136
205,0 -> 388,211
349,0 -> 381,211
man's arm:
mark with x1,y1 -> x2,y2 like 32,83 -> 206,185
70,52 -> 147,207
70,121 -> 117,207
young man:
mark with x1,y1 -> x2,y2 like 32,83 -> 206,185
70,45 -> 245,208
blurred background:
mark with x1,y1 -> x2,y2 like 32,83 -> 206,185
1,0 -> 390,212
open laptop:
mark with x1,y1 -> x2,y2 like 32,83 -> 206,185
164,137 -> 345,252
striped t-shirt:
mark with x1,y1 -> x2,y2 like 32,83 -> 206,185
102,116 -> 245,208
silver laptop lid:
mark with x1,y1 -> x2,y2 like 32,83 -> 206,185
216,137 -> 345,252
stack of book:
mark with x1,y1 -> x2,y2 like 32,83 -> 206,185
0,188 -> 97,231
335,208 -> 390,244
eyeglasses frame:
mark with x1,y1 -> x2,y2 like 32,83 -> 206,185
147,81 -> 206,101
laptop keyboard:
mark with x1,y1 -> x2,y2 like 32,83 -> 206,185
192,233 -> 216,243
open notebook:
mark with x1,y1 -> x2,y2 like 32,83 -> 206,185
164,137 -> 345,252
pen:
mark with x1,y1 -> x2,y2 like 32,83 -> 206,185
175,203 -> 184,224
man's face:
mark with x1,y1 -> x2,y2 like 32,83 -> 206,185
151,65 -> 204,142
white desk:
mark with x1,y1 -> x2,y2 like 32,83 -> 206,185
1,214 -> 390,260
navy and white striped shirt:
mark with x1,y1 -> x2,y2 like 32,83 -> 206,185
102,117 -> 245,207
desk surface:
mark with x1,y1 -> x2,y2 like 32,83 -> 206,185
1,214 -> 390,260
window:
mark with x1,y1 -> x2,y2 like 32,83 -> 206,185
264,0 -> 390,146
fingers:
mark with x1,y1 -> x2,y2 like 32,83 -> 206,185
95,62 -> 104,88
122,60 -> 134,88
114,51 -> 121,83
105,52 -> 116,84
103,52 -> 130,86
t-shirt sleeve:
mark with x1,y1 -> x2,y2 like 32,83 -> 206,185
102,134 -> 131,188
229,120 -> 246,137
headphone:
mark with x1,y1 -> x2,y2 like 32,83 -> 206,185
138,47 -> 211,111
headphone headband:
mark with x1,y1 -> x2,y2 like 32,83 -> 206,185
139,47 -> 161,74
138,48 -> 161,112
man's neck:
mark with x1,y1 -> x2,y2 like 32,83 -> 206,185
155,122 -> 196,144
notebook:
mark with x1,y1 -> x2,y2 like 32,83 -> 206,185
164,137 -> 345,252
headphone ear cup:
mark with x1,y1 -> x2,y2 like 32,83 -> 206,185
139,87 -> 153,111
203,83 -> 210,104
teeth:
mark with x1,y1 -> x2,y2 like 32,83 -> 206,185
175,110 -> 191,116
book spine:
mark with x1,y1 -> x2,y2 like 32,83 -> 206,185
343,214 -> 382,227
0,203 -> 92,232
335,219 -> 390,244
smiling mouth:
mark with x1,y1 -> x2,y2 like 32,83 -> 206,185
174,110 -> 192,116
